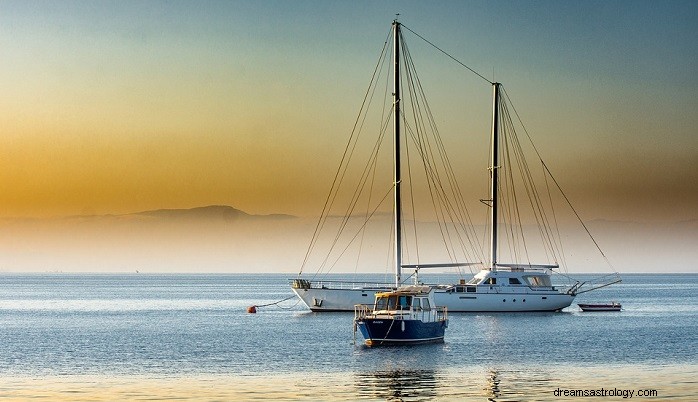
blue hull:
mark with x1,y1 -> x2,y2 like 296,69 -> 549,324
356,318 -> 448,346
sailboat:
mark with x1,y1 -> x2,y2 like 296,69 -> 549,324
291,20 -> 620,312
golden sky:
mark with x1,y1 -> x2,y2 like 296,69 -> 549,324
1,1 -> 696,222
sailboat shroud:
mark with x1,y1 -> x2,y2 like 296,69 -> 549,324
291,20 -> 617,312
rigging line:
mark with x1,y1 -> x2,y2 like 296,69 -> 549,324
501,100 -> 550,264
500,91 -> 555,261
402,116 -> 456,264
504,98 -> 559,265
503,109 -> 529,264
399,32 -> 422,266
398,64 -> 458,262
500,134 -> 520,264
543,160 -> 568,271
354,134 -> 382,273
315,60 -> 394,277
319,112 -> 392,276
299,29 -> 392,277
354,60 -> 393,274
401,24 -> 493,85
401,44 -> 482,264
403,41 -> 468,266
403,102 -> 422,266
401,39 -> 457,263
543,159 -> 614,267
505,108 -> 559,262
401,31 -> 485,263
407,82 -> 462,262
501,87 -> 563,259
330,72 -> 393,257
500,114 -> 523,264
408,33 -> 472,254
362,57 -> 395,279
326,186 -> 395,273
501,87 -> 614,270
322,50 -> 392,268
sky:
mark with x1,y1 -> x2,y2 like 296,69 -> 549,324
1,0 -> 696,223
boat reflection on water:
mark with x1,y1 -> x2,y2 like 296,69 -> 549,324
353,368 -> 511,400
354,369 -> 438,400
486,369 -> 501,402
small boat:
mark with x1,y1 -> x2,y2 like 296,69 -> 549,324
578,302 -> 622,312
354,285 -> 448,346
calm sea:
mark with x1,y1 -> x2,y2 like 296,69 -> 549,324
0,273 -> 696,401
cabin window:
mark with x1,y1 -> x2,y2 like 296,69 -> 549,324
524,276 -> 552,287
422,298 -> 431,311
485,278 -> 496,285
413,298 -> 421,310
508,278 -> 521,285
467,277 -> 480,285
466,286 -> 476,293
375,297 -> 388,310
398,295 -> 411,310
456,286 -> 465,293
388,296 -> 398,310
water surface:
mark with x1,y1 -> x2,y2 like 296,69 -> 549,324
1,273 -> 695,400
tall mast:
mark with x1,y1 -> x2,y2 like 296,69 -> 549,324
489,83 -> 501,271
393,20 -> 402,287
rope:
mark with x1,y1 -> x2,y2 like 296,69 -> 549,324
501,87 -> 616,272
298,28 -> 392,277
378,316 -> 397,346
398,33 -> 486,266
401,24 -> 493,85
252,295 -> 298,309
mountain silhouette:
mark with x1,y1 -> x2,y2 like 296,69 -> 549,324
129,205 -> 295,221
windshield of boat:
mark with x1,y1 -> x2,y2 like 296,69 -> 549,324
375,295 -> 412,310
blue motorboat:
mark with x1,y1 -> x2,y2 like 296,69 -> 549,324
354,286 -> 448,346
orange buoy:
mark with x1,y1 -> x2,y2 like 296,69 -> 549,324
247,305 -> 257,314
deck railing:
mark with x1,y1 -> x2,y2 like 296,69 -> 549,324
291,279 -> 394,291
354,304 -> 447,322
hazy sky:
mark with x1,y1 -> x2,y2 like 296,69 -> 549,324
1,0 -> 696,222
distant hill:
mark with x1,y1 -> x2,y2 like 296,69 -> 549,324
123,205 -> 295,221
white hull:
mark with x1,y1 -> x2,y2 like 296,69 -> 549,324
293,285 -> 574,312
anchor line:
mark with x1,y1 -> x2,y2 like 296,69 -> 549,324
379,317 -> 397,346
252,295 -> 298,309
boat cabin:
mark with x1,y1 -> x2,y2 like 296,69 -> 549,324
447,268 -> 557,294
374,287 -> 433,312
365,286 -> 446,323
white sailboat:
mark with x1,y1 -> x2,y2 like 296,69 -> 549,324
291,20 -> 620,312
